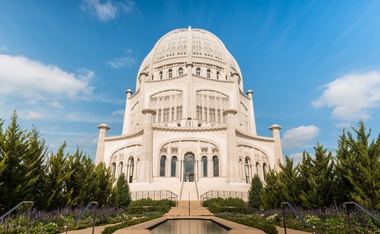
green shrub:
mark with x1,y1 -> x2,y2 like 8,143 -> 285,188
127,198 -> 175,214
217,213 -> 278,234
202,197 -> 248,214
101,215 -> 161,234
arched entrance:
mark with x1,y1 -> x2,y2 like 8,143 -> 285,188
184,153 -> 195,182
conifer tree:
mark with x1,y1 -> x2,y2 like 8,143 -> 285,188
93,162 -> 114,207
248,174 -> 263,209
45,142 -> 74,210
277,156 -> 301,206
0,113 -> 29,212
260,169 -> 281,209
23,127 -> 48,210
335,122 -> 380,208
113,173 -> 131,209
66,149 -> 96,207
299,143 -> 335,209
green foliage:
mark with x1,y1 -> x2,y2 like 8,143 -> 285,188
335,121 -> 380,208
299,143 -> 335,209
260,169 -> 281,209
101,215 -> 161,234
203,197 -> 248,213
277,156 -> 301,205
112,173 -> 131,209
45,142 -> 74,211
0,112 -> 30,213
0,111 -> 114,212
127,198 -> 175,214
248,174 -> 263,209
217,213 -> 278,234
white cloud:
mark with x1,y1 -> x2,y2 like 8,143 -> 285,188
336,122 -> 351,129
313,71 -> 380,120
288,152 -> 303,165
108,56 -> 136,69
108,48 -> 137,69
281,125 -> 320,150
112,109 -> 124,116
0,45 -> 8,52
0,54 -> 94,100
81,0 -> 134,22
26,111 -> 44,120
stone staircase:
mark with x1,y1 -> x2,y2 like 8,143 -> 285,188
164,201 -> 213,217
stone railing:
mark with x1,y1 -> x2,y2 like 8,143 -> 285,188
131,190 -> 178,203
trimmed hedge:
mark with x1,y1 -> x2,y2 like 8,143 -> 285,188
101,215 -> 161,234
203,197 -> 249,214
217,213 -> 278,234
127,198 -> 176,214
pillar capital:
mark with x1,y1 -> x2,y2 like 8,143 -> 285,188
269,124 -> 282,131
97,123 -> 110,130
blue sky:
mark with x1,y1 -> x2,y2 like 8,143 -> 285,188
1,0 -> 380,162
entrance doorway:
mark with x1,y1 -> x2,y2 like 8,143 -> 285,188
184,153 -> 195,182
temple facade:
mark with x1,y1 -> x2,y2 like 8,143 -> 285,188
95,27 -> 283,200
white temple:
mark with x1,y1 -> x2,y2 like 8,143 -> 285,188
95,27 -> 283,201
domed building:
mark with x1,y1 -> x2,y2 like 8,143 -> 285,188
95,27 -> 283,201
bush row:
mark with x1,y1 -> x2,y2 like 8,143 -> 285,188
202,197 -> 249,214
101,215 -> 162,234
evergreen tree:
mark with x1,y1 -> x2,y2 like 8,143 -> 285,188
277,156 -> 301,206
248,174 -> 263,209
299,143 -> 335,209
93,162 -> 114,207
66,149 -> 95,207
335,122 -> 380,208
23,127 -> 48,210
0,113 -> 29,212
298,151 -> 312,196
260,169 -> 281,209
113,173 -> 131,209
45,142 -> 74,210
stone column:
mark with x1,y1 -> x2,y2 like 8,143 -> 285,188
95,123 -> 110,165
247,90 -> 257,136
138,108 -> 156,182
122,89 -> 133,134
269,124 -> 283,170
224,109 -> 240,183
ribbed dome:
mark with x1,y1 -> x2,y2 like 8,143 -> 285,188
137,27 -> 241,80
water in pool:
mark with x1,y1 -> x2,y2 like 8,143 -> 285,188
151,219 -> 229,234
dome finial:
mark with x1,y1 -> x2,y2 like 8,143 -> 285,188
188,26 -> 191,30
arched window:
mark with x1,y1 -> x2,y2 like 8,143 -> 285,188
111,162 -> 116,178
213,156 -> 219,177
263,163 -> 268,180
168,69 -> 172,78
196,67 -> 201,76
171,156 -> 177,177
119,162 -> 124,177
245,157 -> 251,183
128,157 -> 134,183
207,69 -> 211,78
178,67 -> 183,76
159,71 -> 163,80
202,156 -> 208,177
216,71 -> 220,80
160,155 -> 166,176
184,153 -> 195,182
187,117 -> 192,127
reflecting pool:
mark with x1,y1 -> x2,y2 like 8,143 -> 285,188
151,219 -> 229,234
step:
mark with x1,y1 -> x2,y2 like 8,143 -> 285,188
165,202 -> 213,217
